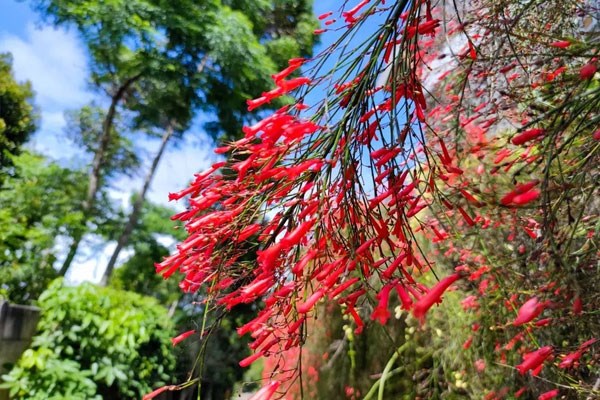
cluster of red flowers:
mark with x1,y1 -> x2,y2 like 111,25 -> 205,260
150,0 -> 598,398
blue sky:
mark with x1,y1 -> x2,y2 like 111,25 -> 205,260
0,0 -> 339,282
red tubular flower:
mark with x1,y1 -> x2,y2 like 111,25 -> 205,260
512,128 -> 545,145
579,338 -> 597,350
277,77 -> 311,93
538,389 -> 559,400
371,284 -> 393,325
514,387 -> 527,398
239,350 -> 265,368
457,207 -> 475,226
297,288 -> 326,314
271,58 -> 305,83
460,189 -> 482,206
406,19 -> 441,38
534,318 -> 552,327
572,296 -> 583,315
342,0 -> 370,24
511,189 -> 540,206
346,305 -> 364,334
328,277 -> 359,300
580,62 -> 597,80
247,96 -> 270,111
463,336 -> 473,349
318,11 -> 333,20
549,40 -> 571,48
143,385 -> 177,400
558,350 -> 583,369
171,330 -> 196,346
257,242 -> 284,272
500,180 -> 540,205
412,273 -> 461,319
395,284 -> 413,310
516,346 -> 553,375
381,253 -> 407,279
235,224 -> 263,242
287,316 -> 306,335
513,297 -> 545,326
281,219 -> 316,248
494,148 -> 512,164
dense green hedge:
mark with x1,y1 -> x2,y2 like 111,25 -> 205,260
1,279 -> 176,399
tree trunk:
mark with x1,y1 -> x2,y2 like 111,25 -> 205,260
100,123 -> 174,285
58,75 -> 141,277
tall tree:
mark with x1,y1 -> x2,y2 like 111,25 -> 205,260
32,0 -> 317,278
52,103 -> 142,276
0,152 -> 93,304
32,0 -> 181,276
99,0 -> 318,284
0,53 -> 37,171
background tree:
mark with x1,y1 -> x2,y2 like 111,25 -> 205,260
0,152 -> 89,304
0,52 -> 37,171
31,0 -> 187,276
100,0 -> 319,284
30,0 -> 319,281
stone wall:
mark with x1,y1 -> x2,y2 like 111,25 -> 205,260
0,301 -> 40,399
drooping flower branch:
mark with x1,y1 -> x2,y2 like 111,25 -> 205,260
155,0 -> 599,398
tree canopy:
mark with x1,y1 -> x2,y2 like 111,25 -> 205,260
0,53 -> 37,170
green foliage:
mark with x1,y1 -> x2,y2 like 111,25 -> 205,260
0,152 -> 87,304
0,53 -> 37,170
64,104 -> 141,179
0,348 -> 100,400
111,240 -> 179,305
2,279 -> 176,399
32,0 -> 317,138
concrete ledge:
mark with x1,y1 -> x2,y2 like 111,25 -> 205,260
0,301 -> 40,399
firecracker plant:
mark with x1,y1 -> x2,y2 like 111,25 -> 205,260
147,1 -> 599,399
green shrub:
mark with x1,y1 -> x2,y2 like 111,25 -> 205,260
1,348 -> 99,400
1,279 -> 176,399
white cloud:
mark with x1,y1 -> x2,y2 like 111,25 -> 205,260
147,133 -> 217,207
0,23 -> 90,110
25,110 -> 80,159
64,237 -> 134,284
0,23 -> 91,161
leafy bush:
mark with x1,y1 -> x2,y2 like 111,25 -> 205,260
1,348 -> 99,400
0,152 -> 86,304
1,279 -> 176,399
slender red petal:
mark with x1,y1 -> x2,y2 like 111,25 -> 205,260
143,385 -> 177,400
239,350 -> 265,367
538,389 -> 559,400
412,274 -> 461,319
549,40 -> 571,48
516,346 -> 553,375
512,128 -> 545,145
513,297 -> 545,326
249,381 -> 280,400
171,330 -> 196,346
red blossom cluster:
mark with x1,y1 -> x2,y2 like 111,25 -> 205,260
150,0 -> 599,398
